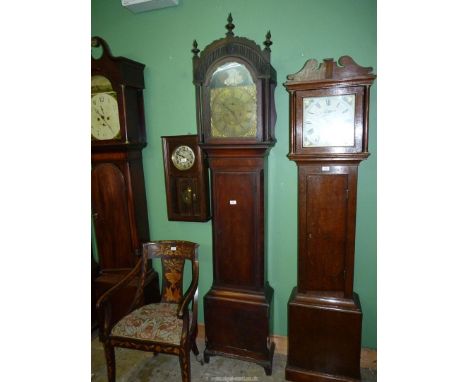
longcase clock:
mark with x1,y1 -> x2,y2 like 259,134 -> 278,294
284,56 -> 376,382
192,14 -> 277,374
91,37 -> 159,327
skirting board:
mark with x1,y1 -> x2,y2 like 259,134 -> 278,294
196,323 -> 377,369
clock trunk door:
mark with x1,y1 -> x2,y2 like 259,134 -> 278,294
212,171 -> 257,289
301,171 -> 348,292
92,163 -> 134,270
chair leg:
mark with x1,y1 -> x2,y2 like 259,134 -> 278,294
179,348 -> 191,382
103,342 -> 116,382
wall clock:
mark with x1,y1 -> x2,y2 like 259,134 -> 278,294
161,135 -> 210,221
192,14 -> 276,374
284,56 -> 376,382
91,36 -> 159,326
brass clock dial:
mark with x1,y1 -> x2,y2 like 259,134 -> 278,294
302,94 -> 355,147
171,145 -> 196,170
209,62 -> 257,138
91,75 -> 121,141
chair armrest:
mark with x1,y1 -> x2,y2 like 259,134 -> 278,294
177,271 -> 199,319
96,258 -> 143,339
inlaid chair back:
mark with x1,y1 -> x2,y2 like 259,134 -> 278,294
142,240 -> 199,305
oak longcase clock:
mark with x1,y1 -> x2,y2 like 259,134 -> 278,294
91,37 -> 159,327
192,14 -> 276,374
284,56 -> 376,382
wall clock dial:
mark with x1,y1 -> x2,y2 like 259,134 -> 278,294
171,145 -> 195,170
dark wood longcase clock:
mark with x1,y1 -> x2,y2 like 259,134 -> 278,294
91,37 -> 160,328
192,15 -> 277,374
284,56 -> 376,382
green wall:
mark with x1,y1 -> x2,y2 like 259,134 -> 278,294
91,0 -> 377,348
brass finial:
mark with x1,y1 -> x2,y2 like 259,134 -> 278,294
226,13 -> 235,36
191,40 -> 200,57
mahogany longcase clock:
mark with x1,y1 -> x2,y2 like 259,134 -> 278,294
284,56 -> 376,382
192,14 -> 277,374
91,37 -> 159,326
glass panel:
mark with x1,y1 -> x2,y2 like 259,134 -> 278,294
302,94 -> 355,147
209,62 -> 257,138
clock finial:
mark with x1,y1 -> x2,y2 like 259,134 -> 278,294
263,31 -> 272,52
226,13 -> 235,36
192,40 -> 200,57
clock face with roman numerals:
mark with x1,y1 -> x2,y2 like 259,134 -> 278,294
302,94 -> 355,147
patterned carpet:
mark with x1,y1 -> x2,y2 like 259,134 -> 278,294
91,334 -> 377,382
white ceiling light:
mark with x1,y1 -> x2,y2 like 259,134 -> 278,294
121,0 -> 179,13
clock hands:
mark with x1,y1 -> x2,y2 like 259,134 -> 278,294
93,107 -> 114,133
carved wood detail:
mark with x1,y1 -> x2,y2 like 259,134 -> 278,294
286,55 -> 375,83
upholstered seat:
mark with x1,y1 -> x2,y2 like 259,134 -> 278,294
111,303 -> 192,345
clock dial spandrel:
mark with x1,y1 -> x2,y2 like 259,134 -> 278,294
209,62 -> 257,138
302,94 -> 355,147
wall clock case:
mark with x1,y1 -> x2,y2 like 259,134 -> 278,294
91,37 -> 160,327
192,15 -> 277,374
161,134 -> 211,221
284,56 -> 376,382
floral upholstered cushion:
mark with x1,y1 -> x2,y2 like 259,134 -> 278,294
111,303 -> 190,345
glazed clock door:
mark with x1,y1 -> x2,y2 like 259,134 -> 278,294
91,163 -> 134,270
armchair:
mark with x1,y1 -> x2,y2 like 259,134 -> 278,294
96,240 -> 201,382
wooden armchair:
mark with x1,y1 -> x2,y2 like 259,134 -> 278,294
96,240 -> 201,382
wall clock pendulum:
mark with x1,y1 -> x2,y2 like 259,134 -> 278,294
192,14 -> 277,374
91,36 -> 160,326
284,56 -> 376,382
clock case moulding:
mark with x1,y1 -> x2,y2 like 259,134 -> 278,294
192,14 -> 277,375
284,56 -> 376,382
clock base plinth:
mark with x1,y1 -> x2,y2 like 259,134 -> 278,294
285,287 -> 362,382
203,285 -> 274,375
